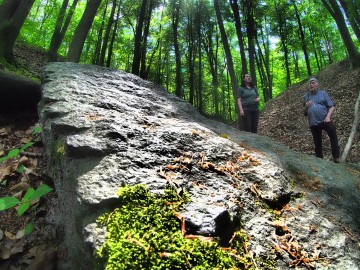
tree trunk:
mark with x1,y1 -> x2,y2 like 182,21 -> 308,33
275,3 -> 291,87
106,0 -> 122,67
0,0 -> 36,63
93,0 -> 109,65
243,0 -> 257,85
187,7 -> 195,105
230,0 -> 248,75
214,0 -> 238,104
48,0 -> 69,61
339,0 -> 360,42
321,0 -> 360,69
203,28 -> 219,115
196,0 -> 203,113
172,0 -> 183,98
140,0 -> 154,79
293,1 -> 311,76
131,0 -> 147,76
340,88 -> 360,162
48,0 -> 79,61
67,0 -> 101,63
99,0 -> 117,66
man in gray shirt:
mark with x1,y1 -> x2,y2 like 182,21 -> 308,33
303,78 -> 340,163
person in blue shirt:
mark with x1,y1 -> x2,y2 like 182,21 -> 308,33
237,74 -> 260,133
303,78 -> 340,163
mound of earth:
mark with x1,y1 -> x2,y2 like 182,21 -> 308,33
258,60 -> 360,164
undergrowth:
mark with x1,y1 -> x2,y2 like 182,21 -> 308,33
96,184 -> 253,269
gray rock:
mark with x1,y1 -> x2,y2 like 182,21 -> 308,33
39,63 -> 360,270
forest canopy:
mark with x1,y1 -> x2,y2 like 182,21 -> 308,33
0,0 -> 359,121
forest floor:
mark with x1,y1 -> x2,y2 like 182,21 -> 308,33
0,45 -> 58,270
0,44 -> 359,269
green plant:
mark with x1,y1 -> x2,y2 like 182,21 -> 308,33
0,184 -> 53,235
0,124 -> 41,163
96,184 -> 253,270
0,124 -> 53,235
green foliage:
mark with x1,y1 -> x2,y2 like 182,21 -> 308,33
0,125 -> 53,234
96,184 -> 252,269
0,183 -> 53,234
0,184 -> 53,215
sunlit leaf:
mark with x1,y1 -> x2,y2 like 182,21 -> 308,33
19,141 -> 35,152
7,149 -> 20,158
0,197 -> 20,211
23,188 -> 35,201
30,184 -> 53,201
32,125 -> 42,135
17,202 -> 31,216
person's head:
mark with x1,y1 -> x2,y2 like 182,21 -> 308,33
309,78 -> 319,91
241,74 -> 254,87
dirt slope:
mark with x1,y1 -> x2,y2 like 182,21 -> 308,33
258,60 -> 360,164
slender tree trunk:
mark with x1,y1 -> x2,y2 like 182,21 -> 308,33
255,32 -> 272,102
340,88 -> 360,162
275,3 -> 291,87
48,0 -> 69,60
106,0 -> 122,67
93,0 -> 109,64
230,0 -> 248,74
196,0 -> 203,113
99,0 -> 117,66
48,0 -> 79,61
292,1 -> 311,76
67,0 -> 101,63
214,0 -> 238,104
243,0 -> 257,85
140,0 -> 154,79
187,8 -> 195,105
132,0 -> 147,76
203,27 -> 219,114
172,0 -> 183,97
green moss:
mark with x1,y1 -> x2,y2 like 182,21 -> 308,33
96,185 -> 253,269
52,139 -> 65,158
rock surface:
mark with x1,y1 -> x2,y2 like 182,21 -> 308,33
38,62 -> 360,269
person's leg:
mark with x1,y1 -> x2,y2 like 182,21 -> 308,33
242,111 -> 251,132
324,122 -> 340,159
250,110 -> 259,133
310,125 -> 323,158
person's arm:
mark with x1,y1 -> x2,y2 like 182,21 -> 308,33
324,106 -> 335,122
238,98 -> 244,115
255,87 -> 260,102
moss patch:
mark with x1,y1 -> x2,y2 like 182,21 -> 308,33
96,185 -> 253,269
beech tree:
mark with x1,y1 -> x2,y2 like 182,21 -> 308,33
67,0 -> 102,63
321,0 -> 360,69
48,0 -> 79,61
0,0 -> 36,63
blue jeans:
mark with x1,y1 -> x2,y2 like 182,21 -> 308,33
242,110 -> 259,133
310,121 -> 340,159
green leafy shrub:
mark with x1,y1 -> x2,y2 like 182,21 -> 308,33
96,185 -> 252,269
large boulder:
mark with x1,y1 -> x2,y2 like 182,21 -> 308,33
38,62 -> 360,270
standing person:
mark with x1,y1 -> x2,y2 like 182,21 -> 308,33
303,78 -> 340,163
237,74 -> 261,133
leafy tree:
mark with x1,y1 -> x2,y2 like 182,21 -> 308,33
0,0 -> 36,63
67,0 -> 102,62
